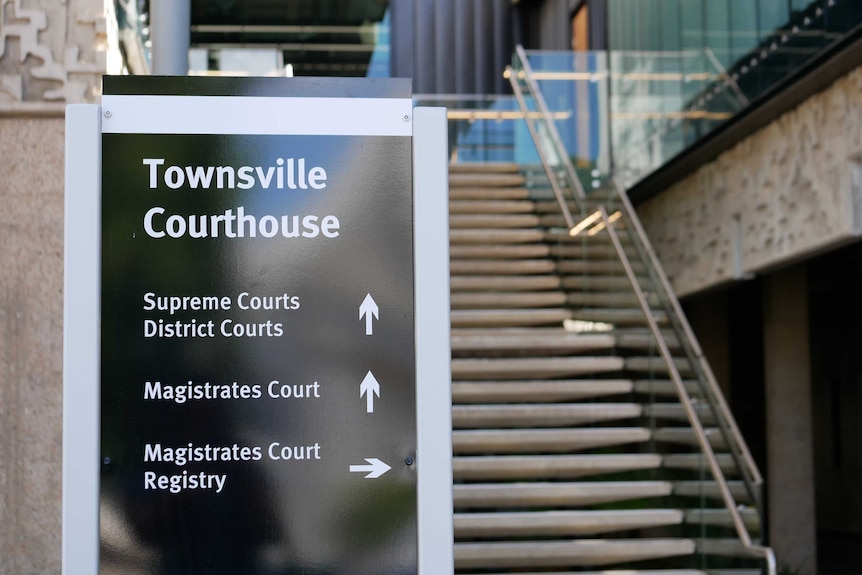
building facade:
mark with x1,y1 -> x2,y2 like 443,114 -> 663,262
2,0 -> 861,573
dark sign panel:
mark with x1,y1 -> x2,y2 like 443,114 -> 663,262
99,77 -> 416,574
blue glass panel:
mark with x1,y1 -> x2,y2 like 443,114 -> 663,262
705,1 -> 732,68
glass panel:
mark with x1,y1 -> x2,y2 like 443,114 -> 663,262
521,51 -> 613,190
704,1 -> 732,68
413,95 -> 521,164
729,0 -> 759,62
602,0 -> 862,186
508,45 -> 773,571
758,0 -> 791,36
659,0 -> 683,51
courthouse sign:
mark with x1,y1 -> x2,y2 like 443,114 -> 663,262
63,77 -> 452,574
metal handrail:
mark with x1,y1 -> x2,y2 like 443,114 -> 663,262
600,204 -> 760,549
513,43 -> 764,491
611,179 -> 764,488
510,45 -> 775,575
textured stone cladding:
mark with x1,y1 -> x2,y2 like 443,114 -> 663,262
0,118 -> 64,574
0,0 -> 117,103
636,66 -> 862,297
0,1 -> 118,571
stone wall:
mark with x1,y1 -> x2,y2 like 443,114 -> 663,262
0,117 -> 65,575
0,0 -> 117,105
1,1 -> 117,572
636,66 -> 862,297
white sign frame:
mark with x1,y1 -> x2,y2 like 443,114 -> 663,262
62,102 -> 452,574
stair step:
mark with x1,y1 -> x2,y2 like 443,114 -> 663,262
453,428 -> 651,453
453,403 -> 641,428
449,173 -> 526,187
450,199 -> 537,214
655,427 -> 727,449
539,213 -> 578,228
617,330 -> 682,351
453,481 -> 673,509
450,228 -> 545,244
454,509 -> 684,538
449,187 -> 532,201
696,539 -> 768,559
644,403 -> 717,425
454,538 -> 696,569
534,199 -> 585,213
449,162 -> 521,174
451,214 -> 541,229
634,379 -> 702,398
557,259 -> 642,274
673,480 -> 753,504
453,453 -> 662,480
547,227 -> 632,243
452,356 -> 624,380
561,275 -> 641,291
450,244 -> 551,259
451,259 -> 556,275
451,308 -> 572,328
625,356 -> 695,377
452,379 -> 634,403
574,308 -> 668,326
664,454 -> 740,475
567,291 -> 656,307
451,329 -> 614,353
548,242 -> 639,259
451,275 -> 561,291
685,508 -> 761,531
451,291 -> 567,309
584,187 -> 617,202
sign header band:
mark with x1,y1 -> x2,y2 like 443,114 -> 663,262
101,95 -> 413,136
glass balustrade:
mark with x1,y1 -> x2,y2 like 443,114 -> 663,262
493,45 -> 775,573
505,0 -> 862,188
414,95 -> 537,164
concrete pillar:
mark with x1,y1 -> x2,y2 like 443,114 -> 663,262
763,265 -> 817,575
150,0 -> 190,75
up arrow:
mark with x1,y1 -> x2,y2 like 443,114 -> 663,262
349,458 -> 391,479
360,371 -> 380,413
359,293 -> 379,335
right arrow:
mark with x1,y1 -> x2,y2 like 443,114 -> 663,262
349,458 -> 391,479
360,371 -> 380,413
359,293 -> 379,335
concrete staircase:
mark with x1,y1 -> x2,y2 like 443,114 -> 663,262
448,162 -> 761,575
